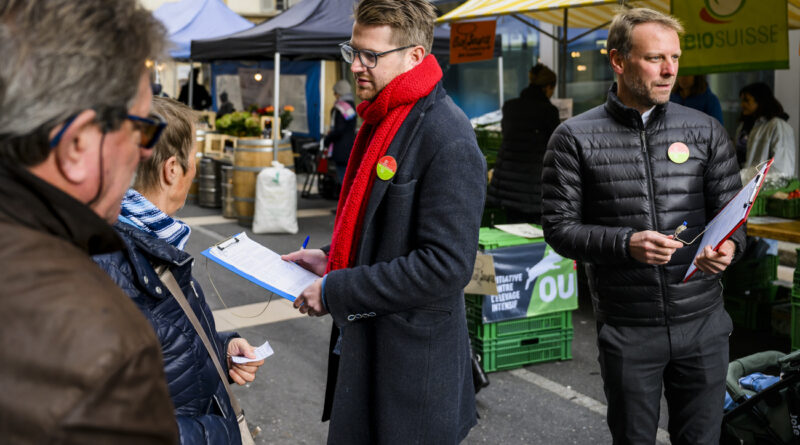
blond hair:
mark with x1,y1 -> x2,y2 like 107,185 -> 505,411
607,8 -> 684,59
354,0 -> 437,55
134,97 -> 198,193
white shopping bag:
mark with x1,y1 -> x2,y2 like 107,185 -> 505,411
252,161 -> 298,234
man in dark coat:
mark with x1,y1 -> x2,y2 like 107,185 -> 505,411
0,0 -> 178,442
283,1 -> 484,443
541,8 -> 744,445
487,63 -> 560,224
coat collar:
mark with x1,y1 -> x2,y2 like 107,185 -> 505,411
354,83 -> 442,259
604,83 -> 668,130
0,158 -> 123,255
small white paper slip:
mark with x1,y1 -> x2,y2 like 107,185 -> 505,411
231,340 -> 274,364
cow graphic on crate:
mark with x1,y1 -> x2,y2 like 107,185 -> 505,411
524,250 -> 562,291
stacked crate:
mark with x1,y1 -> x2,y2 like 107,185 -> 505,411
474,126 -> 502,170
467,228 -> 574,373
723,254 -> 779,331
792,248 -> 800,349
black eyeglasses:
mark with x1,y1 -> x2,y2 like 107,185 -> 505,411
339,42 -> 415,69
49,112 -> 167,149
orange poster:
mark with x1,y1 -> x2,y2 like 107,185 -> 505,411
449,20 -> 496,65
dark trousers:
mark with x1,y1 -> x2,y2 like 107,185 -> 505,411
596,306 -> 732,445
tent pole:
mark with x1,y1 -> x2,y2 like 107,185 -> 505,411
558,10 -> 568,98
497,56 -> 504,109
320,60 -> 326,140
273,51 -> 281,159
189,60 -> 194,108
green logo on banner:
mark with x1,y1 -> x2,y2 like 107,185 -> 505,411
527,246 -> 578,317
673,0 -> 787,74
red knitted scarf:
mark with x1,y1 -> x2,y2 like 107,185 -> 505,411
326,55 -> 442,273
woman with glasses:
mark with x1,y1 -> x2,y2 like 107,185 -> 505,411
94,97 -> 264,444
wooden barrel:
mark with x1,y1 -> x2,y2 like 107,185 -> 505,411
233,137 -> 294,227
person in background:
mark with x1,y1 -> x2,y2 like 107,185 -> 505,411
736,82 -> 798,177
542,8 -> 744,444
179,67 -> 212,110
324,79 -> 357,186
670,75 -> 724,125
94,97 -> 265,444
486,63 -> 560,224
282,0 -> 485,442
217,91 -> 235,119
0,0 -> 178,442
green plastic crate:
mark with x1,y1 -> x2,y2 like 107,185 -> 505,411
766,197 -> 800,219
725,293 -> 772,331
750,195 -> 767,216
474,329 -> 573,373
722,255 -> 778,294
792,302 -> 800,350
478,226 -> 544,250
467,308 -> 572,341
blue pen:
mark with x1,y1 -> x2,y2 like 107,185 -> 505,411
301,235 -> 310,250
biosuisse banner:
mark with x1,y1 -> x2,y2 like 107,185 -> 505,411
672,0 -> 788,74
479,243 -> 577,323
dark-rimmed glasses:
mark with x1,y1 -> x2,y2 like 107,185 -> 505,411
339,42 -> 415,69
49,112 -> 167,149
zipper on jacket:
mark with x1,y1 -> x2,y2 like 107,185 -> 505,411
639,129 -> 669,324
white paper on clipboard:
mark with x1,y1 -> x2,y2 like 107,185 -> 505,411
201,232 -> 320,301
683,159 -> 773,282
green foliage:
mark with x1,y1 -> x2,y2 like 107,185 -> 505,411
215,111 -> 261,137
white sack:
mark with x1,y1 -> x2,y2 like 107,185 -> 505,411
252,161 -> 298,234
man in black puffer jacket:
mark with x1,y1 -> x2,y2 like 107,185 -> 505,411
487,64 -> 560,224
542,8 -> 744,445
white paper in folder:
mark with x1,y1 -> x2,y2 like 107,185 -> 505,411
202,232 -> 320,301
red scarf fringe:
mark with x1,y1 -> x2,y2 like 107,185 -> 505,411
327,55 -> 443,273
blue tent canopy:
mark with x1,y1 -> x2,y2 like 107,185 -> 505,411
154,0 -> 253,59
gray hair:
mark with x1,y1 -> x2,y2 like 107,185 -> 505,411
0,0 -> 166,166
607,8 -> 683,60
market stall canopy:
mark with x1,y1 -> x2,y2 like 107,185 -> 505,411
190,0 -> 456,61
154,0 -> 253,59
437,0 -> 800,30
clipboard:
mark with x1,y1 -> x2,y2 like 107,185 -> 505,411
683,158 -> 773,282
201,232 -> 320,301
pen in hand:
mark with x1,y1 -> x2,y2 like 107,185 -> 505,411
301,235 -> 310,250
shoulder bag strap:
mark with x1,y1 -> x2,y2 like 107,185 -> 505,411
156,265 -> 243,416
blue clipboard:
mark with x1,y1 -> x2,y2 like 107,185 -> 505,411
201,232 -> 301,302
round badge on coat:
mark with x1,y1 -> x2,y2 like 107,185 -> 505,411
668,142 -> 690,164
376,155 -> 397,181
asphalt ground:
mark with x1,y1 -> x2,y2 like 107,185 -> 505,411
175,175 -> 792,444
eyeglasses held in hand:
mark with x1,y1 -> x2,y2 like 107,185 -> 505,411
49,112 -> 167,149
339,42 -> 415,69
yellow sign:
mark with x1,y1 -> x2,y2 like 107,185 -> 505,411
673,0 -> 788,74
449,20 -> 496,65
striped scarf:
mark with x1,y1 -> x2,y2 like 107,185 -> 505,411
119,189 -> 192,250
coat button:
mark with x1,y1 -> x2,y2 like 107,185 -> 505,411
347,315 -> 355,321
155,286 -> 162,294
368,312 -> 376,317
143,276 -> 149,285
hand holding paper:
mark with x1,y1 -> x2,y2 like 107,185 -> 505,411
227,338 -> 269,385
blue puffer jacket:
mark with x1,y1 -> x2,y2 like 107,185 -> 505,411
94,222 -> 241,445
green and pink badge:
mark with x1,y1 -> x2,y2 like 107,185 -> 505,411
668,142 -> 690,164
376,155 -> 397,180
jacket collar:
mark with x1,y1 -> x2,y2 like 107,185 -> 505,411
0,158 -> 123,255
114,221 -> 194,298
604,83 -> 668,130
520,85 -> 549,103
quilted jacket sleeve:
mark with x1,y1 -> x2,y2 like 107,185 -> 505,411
541,124 -> 634,264
176,412 -> 239,445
